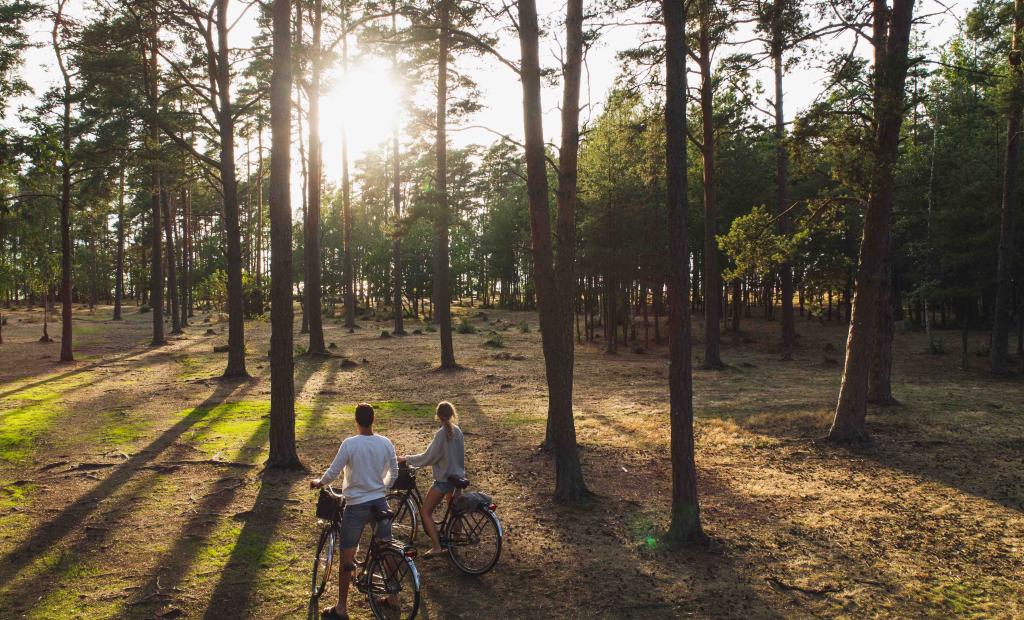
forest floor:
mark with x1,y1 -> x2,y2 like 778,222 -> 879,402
0,303 -> 1021,619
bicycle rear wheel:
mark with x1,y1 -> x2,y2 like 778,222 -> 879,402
310,525 -> 338,619
386,491 -> 418,547
366,546 -> 421,620
447,508 -> 502,575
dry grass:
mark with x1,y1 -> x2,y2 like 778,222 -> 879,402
0,303 -> 1021,619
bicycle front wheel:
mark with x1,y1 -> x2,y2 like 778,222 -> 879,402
447,508 -> 502,575
386,491 -> 419,547
310,524 -> 338,619
367,546 -> 421,620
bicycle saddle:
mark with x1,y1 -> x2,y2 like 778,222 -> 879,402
373,507 -> 395,522
448,476 -> 470,490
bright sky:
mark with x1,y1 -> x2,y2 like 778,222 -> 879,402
10,0 -> 970,207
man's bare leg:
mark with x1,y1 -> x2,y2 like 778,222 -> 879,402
334,547 -> 356,618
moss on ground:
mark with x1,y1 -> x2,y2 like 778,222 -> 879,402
179,401 -> 313,461
373,401 -> 435,420
0,373 -> 93,462
92,408 -> 147,449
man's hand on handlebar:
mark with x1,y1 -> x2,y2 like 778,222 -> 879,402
309,478 -> 323,490
397,455 -> 407,464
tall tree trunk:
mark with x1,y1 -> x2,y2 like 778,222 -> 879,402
341,9 -> 356,332
391,5 -> 405,336
268,0 -> 300,468
992,0 -> 1023,375
772,12 -> 796,361
162,188 -> 182,335
304,0 -> 327,354
145,26 -> 165,346
829,0 -> 915,441
217,0 -> 248,378
113,168 -> 126,321
868,266 -> 897,404
182,184 -> 193,322
664,0 -> 703,544
698,0 -> 722,369
518,0 -> 588,500
53,2 -> 74,362
254,120 -> 264,315
434,0 -> 456,368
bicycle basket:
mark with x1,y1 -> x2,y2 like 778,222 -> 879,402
392,464 -> 416,490
454,491 -> 492,513
316,489 -> 342,521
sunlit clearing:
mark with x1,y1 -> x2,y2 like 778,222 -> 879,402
319,57 -> 401,182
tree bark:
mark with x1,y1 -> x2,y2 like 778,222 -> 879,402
698,0 -> 722,369
518,0 -> 588,500
664,0 -> 703,544
162,188 -> 182,335
144,25 -> 165,347
304,0 -> 327,354
113,168 -> 126,321
216,0 -> 248,378
391,6 -> 405,336
829,0 -> 915,441
992,0 -> 1023,375
182,184 -> 194,321
434,0 -> 456,368
868,264 -> 897,404
772,10 -> 795,361
268,0 -> 300,469
341,8 -> 356,332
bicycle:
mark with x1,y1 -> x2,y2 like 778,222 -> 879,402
386,464 -> 503,575
310,485 -> 421,620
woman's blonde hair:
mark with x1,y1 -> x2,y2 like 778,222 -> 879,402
436,401 -> 458,439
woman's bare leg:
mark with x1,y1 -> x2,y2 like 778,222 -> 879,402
420,487 -> 446,553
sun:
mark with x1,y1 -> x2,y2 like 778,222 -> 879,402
318,56 -> 401,183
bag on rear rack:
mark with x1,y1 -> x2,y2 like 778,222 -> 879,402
454,491 -> 492,513
316,489 -> 342,521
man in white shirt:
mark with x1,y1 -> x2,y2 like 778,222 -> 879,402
311,403 -> 399,620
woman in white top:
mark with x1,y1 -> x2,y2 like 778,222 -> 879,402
399,401 -> 465,558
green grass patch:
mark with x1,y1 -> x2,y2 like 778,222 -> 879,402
92,408 -> 147,449
176,354 -> 213,380
500,411 -> 543,427
179,401 -> 312,461
624,509 -> 661,552
0,480 -> 35,510
373,401 -> 436,420
0,371 -> 95,462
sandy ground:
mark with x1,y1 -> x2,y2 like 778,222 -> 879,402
0,302 -> 1021,619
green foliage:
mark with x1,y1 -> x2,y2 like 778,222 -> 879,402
717,205 -> 793,281
456,317 -> 477,334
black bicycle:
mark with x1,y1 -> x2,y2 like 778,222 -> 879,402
386,464 -> 503,575
310,485 -> 421,620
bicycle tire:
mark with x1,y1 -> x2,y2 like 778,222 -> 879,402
387,491 -> 419,547
310,524 -> 338,619
447,508 -> 502,575
366,546 -> 421,620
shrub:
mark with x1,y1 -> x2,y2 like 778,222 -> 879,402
138,304 -> 151,313
484,333 -> 505,348
518,321 -> 530,333
456,318 -> 477,334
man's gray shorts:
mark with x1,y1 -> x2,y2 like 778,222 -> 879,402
339,496 -> 392,550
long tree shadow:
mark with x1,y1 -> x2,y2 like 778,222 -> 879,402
199,465 -> 307,618
407,393 -> 784,618
126,416 -> 273,616
0,379 -> 250,590
726,385 -> 1024,514
0,346 -> 157,400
